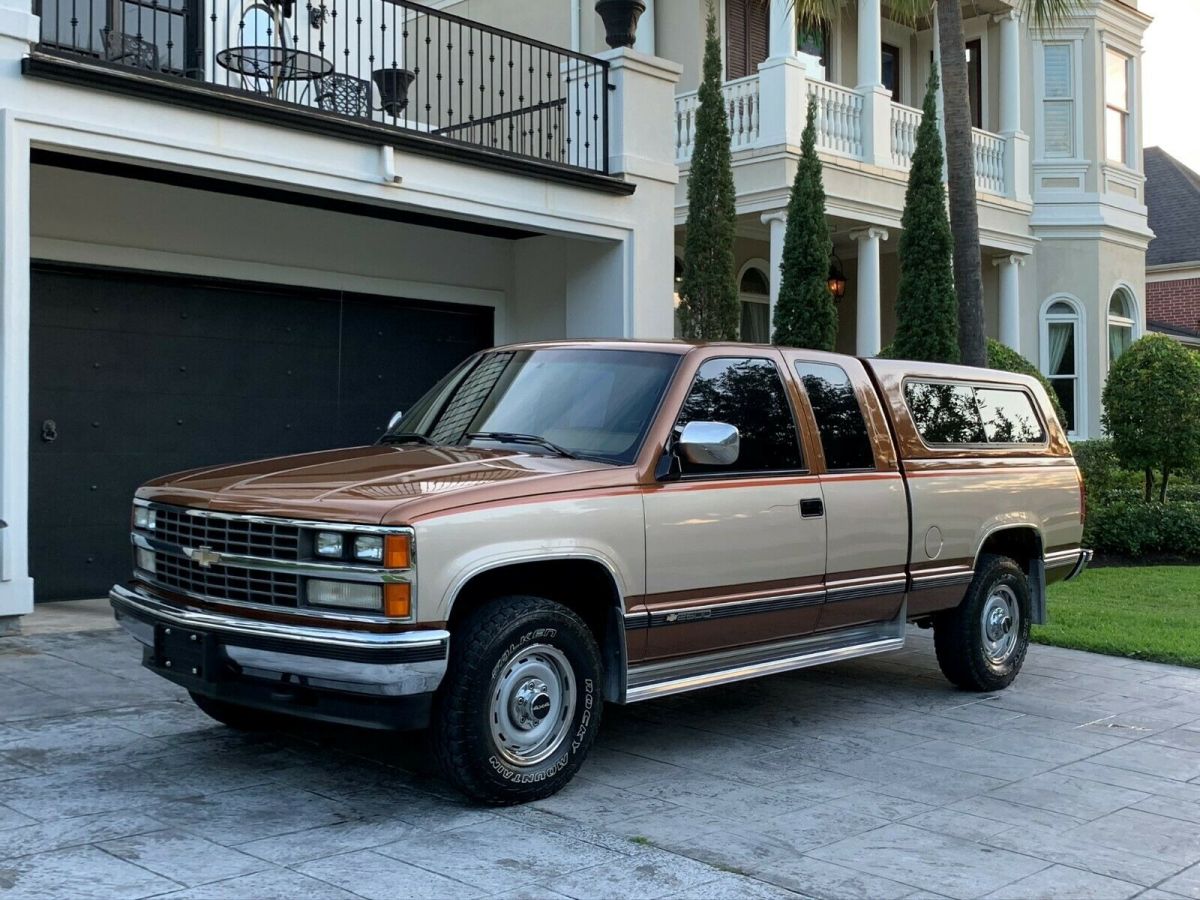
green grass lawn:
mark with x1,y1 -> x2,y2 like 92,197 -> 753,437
1034,565 -> 1200,668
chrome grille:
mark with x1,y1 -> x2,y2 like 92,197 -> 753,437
154,553 -> 301,608
153,506 -> 301,561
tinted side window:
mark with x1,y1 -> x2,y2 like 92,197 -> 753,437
976,388 -> 1046,443
676,358 -> 803,475
904,382 -> 986,444
795,362 -> 876,470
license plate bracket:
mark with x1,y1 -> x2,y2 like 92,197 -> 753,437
154,624 -> 214,681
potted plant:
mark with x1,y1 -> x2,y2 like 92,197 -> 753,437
594,0 -> 646,49
372,66 -> 416,117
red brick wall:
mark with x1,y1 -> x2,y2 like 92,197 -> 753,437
1147,278 -> 1200,332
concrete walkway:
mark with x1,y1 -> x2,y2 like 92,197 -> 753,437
2,611 -> 1200,899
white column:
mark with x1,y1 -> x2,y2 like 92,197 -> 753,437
850,227 -> 888,356
761,211 -> 787,335
994,254 -> 1025,350
768,0 -> 797,59
0,111 -> 34,629
856,0 -> 882,88
597,48 -> 682,338
994,9 -> 1030,202
633,0 -> 656,55
996,11 -> 1021,134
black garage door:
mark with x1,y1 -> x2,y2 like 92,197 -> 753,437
30,264 -> 493,601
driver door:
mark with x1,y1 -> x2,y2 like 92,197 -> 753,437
641,354 -> 827,660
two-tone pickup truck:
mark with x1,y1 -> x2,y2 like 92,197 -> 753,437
111,341 -> 1090,803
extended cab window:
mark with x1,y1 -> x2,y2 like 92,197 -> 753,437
794,362 -> 876,470
905,381 -> 1045,446
976,389 -> 1046,443
676,357 -> 803,475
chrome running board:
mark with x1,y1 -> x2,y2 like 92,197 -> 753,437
624,603 -> 906,704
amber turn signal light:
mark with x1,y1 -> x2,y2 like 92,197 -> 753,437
384,583 -> 411,618
384,534 -> 411,568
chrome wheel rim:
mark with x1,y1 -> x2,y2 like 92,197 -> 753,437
981,584 -> 1020,665
489,644 -> 576,767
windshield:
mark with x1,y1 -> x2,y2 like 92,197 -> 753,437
385,348 -> 680,464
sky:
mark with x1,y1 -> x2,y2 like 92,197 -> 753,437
1141,0 -> 1200,172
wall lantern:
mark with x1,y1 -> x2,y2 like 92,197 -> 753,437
827,252 -> 847,300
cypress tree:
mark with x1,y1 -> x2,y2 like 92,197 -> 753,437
772,97 -> 836,350
893,65 -> 959,363
678,5 -> 739,341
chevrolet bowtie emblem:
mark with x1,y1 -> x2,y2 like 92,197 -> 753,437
190,545 -> 222,568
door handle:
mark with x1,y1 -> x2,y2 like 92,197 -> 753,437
801,498 -> 824,518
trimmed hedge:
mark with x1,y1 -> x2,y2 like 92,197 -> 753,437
1085,500 -> 1200,559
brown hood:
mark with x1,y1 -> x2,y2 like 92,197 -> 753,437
137,444 -> 630,525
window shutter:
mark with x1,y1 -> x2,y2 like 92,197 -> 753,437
726,0 -> 748,79
1044,44 -> 1071,98
747,0 -> 769,74
1042,44 -> 1074,158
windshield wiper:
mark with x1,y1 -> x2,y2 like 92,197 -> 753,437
465,431 -> 577,459
378,432 -> 435,446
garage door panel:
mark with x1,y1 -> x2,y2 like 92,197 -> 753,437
30,266 -> 492,600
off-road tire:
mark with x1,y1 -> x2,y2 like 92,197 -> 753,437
933,554 -> 1031,692
431,596 -> 603,805
188,691 -> 275,731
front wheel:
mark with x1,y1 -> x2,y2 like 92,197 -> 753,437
431,596 -> 603,805
933,554 -> 1031,692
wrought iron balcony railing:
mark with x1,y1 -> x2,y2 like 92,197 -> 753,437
35,0 -> 611,175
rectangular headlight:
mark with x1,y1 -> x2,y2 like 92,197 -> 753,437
314,532 -> 344,558
305,580 -> 382,612
354,535 -> 384,563
135,548 -> 156,574
133,507 -> 156,530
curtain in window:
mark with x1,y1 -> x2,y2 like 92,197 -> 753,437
1109,324 -> 1131,362
1048,321 -> 1072,375
740,301 -> 770,343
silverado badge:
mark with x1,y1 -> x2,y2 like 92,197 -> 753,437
188,545 -> 222,568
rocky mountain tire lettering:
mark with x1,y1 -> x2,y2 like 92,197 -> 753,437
571,678 -> 594,753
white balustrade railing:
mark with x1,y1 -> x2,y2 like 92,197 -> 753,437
674,76 -> 1010,200
889,102 -> 923,169
674,74 -> 761,163
972,127 -> 1007,196
807,80 -> 864,159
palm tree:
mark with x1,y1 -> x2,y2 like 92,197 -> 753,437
767,0 -> 1078,366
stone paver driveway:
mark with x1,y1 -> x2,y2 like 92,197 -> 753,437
3,622 -> 1200,900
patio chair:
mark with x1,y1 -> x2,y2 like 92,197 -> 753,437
313,73 -> 371,118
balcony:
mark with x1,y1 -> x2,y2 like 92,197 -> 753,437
28,0 -> 616,184
675,74 -> 1012,198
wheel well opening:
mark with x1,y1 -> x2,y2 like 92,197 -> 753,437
449,559 -> 625,701
978,528 -> 1043,573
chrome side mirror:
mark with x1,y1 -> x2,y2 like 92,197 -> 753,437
387,410 -> 404,431
677,421 -> 740,466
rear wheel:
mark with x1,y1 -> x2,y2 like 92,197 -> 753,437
431,596 -> 603,805
933,554 -> 1031,692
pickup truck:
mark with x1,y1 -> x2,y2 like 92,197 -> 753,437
111,341 -> 1091,804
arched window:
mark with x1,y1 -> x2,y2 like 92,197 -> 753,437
1041,297 -> 1083,437
1108,287 -> 1137,363
739,263 -> 770,343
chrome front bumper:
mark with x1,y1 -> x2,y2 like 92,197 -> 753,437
110,583 -> 448,698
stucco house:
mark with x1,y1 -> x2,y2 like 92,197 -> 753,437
1144,146 -> 1200,349
0,0 -> 689,625
444,0 -> 1153,441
